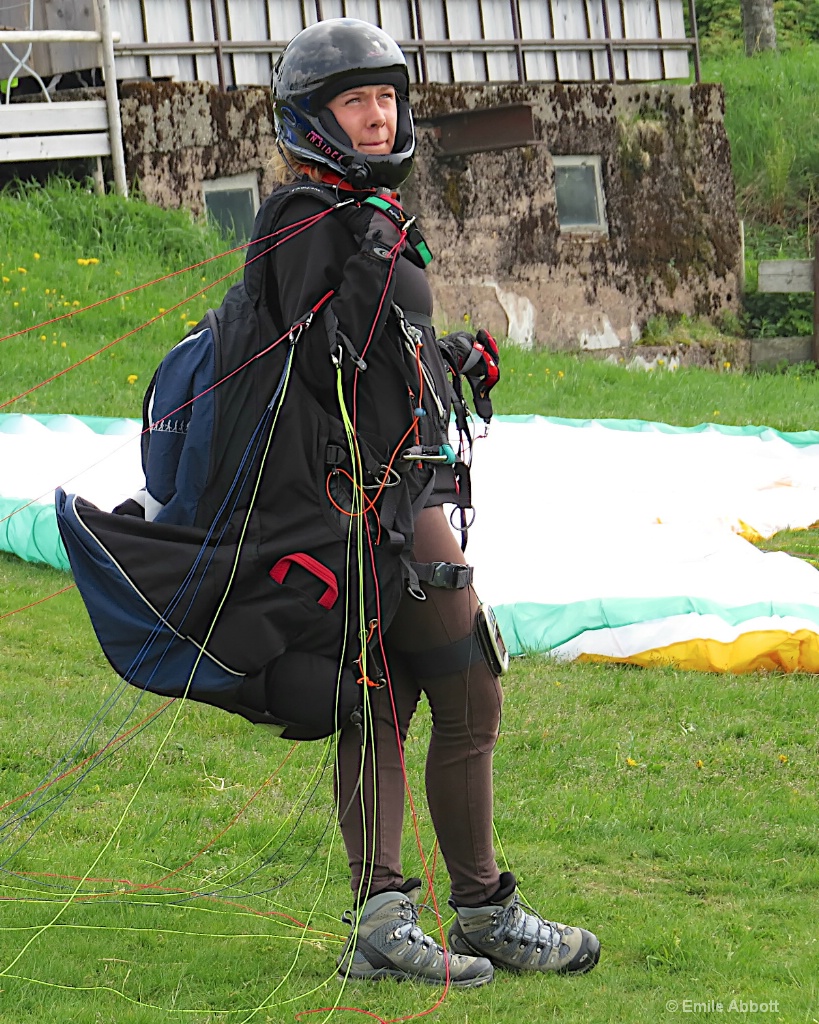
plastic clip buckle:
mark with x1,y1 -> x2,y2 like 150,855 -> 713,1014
429,562 -> 473,589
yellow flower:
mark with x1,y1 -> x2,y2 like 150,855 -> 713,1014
713,410 -> 720,417
17,267 -> 27,274
44,288 -> 50,294
33,252 -> 41,259
186,320 -> 198,328
696,759 -> 704,769
723,361 -> 731,369
40,334 -> 47,341
61,342 -> 67,348
77,258 -> 89,266
158,307 -> 167,314
20,286 -> 26,292
127,374 -> 139,385
1,276 -> 9,283
779,754 -> 788,764
558,370 -> 565,378
626,757 -> 638,767
87,257 -> 99,265
72,300 -> 80,307
13,300 -> 19,307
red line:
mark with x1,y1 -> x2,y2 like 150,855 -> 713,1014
0,699 -> 175,812
0,206 -> 340,413
0,583 -> 76,620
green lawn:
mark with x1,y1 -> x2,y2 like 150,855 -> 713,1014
2,181 -> 819,1023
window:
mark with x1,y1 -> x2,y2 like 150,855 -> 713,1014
553,156 -> 607,234
203,172 -> 259,242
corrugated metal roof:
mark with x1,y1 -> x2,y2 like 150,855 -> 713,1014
0,0 -> 697,86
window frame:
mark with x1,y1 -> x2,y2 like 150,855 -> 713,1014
202,171 -> 260,242
552,154 -> 608,236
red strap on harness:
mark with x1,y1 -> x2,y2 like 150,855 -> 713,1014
269,553 -> 339,610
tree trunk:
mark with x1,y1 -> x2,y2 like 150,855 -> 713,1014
741,0 -> 777,55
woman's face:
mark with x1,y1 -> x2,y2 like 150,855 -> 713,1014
326,84 -> 397,155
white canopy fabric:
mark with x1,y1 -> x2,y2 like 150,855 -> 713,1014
4,413 -> 819,672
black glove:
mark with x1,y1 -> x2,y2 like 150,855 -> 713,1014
346,194 -> 407,261
438,328 -> 500,422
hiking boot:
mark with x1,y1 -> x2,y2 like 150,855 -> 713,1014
448,872 -> 600,975
337,881 -> 494,987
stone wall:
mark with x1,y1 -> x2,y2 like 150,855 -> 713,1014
118,79 -> 742,350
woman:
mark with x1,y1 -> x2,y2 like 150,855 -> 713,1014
266,18 -> 601,986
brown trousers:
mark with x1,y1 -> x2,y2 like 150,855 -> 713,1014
335,505 -> 504,906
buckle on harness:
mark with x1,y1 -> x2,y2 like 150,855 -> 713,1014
429,562 -> 473,589
401,444 -> 456,465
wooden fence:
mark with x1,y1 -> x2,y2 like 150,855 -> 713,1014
751,240 -> 819,367
0,2 -> 127,196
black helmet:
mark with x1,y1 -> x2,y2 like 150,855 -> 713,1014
272,18 -> 415,190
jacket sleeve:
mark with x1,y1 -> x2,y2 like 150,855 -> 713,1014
267,194 -> 399,399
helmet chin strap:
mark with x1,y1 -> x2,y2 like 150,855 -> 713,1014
339,156 -> 372,189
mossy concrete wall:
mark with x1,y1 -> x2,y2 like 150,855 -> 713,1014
119,79 -> 741,350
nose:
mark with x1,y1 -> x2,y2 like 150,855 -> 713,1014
364,95 -> 386,125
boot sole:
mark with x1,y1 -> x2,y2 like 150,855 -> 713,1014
337,964 -> 494,988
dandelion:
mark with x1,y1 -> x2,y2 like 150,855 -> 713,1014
20,286 -> 26,292
44,288 -> 50,294
713,410 -> 720,417
77,258 -> 89,266
545,368 -> 551,374
186,320 -> 198,328
558,370 -> 565,378
72,300 -> 80,307
626,757 -> 638,767
723,361 -> 731,369
87,258 -> 99,265
13,300 -> 19,307
779,754 -> 788,764
127,374 -> 138,385
553,680 -> 562,687
17,267 -> 27,274
1,276 -> 9,283
696,759 -> 704,769
158,307 -> 167,314
40,334 -> 46,341
61,342 -> 67,348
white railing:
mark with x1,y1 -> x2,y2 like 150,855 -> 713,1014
0,0 -> 127,196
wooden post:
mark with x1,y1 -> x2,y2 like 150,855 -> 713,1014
96,0 -> 128,198
814,236 -> 819,366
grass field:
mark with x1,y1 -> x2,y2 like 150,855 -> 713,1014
2,183 -> 819,1023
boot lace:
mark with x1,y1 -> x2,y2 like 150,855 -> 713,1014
492,894 -> 562,955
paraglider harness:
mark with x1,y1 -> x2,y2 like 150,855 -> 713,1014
56,181 -> 490,740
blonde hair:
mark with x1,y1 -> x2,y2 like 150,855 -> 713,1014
269,143 -> 324,185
